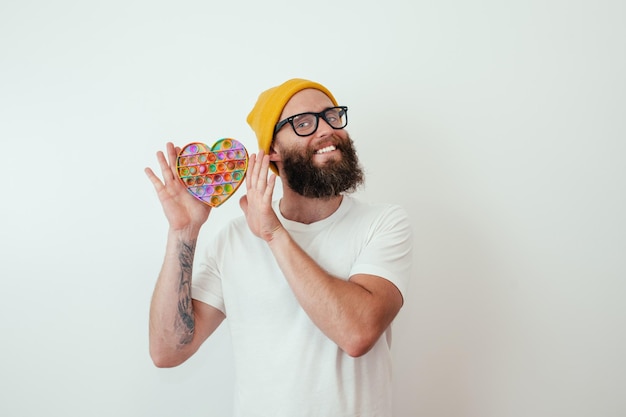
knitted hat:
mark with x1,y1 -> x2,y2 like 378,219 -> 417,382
246,78 -> 338,174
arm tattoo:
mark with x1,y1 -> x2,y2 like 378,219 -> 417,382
175,239 -> 196,347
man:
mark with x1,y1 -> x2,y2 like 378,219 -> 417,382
145,78 -> 413,416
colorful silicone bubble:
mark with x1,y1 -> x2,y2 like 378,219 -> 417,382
176,139 -> 249,207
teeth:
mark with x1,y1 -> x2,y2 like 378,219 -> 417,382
316,145 -> 336,154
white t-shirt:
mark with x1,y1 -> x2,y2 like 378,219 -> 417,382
192,195 -> 413,417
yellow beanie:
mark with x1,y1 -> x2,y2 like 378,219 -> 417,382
246,78 -> 338,174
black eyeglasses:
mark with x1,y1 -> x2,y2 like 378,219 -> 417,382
274,106 -> 348,137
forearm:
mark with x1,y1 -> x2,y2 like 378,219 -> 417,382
149,227 -> 200,366
267,228 -> 396,357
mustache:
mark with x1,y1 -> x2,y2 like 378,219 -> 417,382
308,134 -> 350,155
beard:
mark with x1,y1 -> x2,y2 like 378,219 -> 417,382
279,134 -> 365,199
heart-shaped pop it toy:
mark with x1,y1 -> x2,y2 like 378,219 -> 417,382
176,139 -> 248,207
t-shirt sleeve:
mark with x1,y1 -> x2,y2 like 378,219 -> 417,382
349,204 -> 413,300
191,234 -> 226,315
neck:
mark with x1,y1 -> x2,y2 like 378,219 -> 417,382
279,187 -> 344,224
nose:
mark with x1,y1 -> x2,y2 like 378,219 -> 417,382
315,116 -> 334,137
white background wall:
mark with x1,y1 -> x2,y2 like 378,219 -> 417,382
1,1 -> 624,416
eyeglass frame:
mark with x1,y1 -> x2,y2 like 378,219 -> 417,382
273,106 -> 349,137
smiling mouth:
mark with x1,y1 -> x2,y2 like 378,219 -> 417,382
315,145 -> 337,154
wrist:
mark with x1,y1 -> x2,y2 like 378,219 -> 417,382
266,224 -> 288,245
168,224 -> 202,241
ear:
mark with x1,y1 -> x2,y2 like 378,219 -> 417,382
268,143 -> 281,162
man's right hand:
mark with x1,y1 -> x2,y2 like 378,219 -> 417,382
145,142 -> 211,231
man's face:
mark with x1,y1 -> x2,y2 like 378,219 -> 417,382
271,89 -> 364,198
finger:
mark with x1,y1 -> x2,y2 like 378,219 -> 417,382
263,173 -> 276,204
144,167 -> 165,191
255,151 -> 270,189
246,153 -> 258,190
166,142 -> 179,178
252,151 -> 264,187
157,151 -> 176,187
156,150 -> 175,184
260,153 -> 271,180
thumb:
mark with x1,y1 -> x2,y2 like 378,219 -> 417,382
239,194 -> 248,215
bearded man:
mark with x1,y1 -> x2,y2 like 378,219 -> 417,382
145,78 -> 413,417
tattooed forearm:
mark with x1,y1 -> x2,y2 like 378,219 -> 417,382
175,239 -> 196,347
